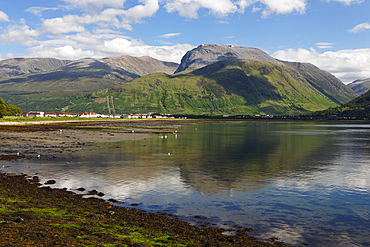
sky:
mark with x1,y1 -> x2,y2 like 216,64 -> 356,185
0,0 -> 369,84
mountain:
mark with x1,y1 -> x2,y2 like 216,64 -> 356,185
175,44 -> 357,105
27,58 -> 355,115
0,44 -> 358,115
347,78 -> 370,95
306,89 -> 370,119
0,56 -> 178,94
0,58 -> 71,78
175,44 -> 280,73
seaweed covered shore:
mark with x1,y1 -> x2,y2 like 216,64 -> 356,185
0,119 -> 287,246
0,172 -> 286,246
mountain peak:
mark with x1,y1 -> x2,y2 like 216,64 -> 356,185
174,44 -> 280,73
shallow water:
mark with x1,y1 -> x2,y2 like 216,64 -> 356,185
2,122 -> 370,246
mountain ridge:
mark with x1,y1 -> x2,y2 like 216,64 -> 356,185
347,78 -> 370,95
0,56 -> 178,94
0,58 -> 71,79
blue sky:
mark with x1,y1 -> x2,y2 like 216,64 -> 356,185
0,0 -> 369,83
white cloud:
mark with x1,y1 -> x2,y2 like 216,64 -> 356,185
164,0 -> 308,18
316,42 -> 335,49
0,11 -> 10,22
237,0 -> 254,13
272,47 -> 370,83
123,0 -> 159,24
164,0 -> 239,18
41,0 -> 159,35
322,0 -> 364,5
28,45 -> 95,60
0,24 -> 40,47
42,15 -> 87,35
349,22 -> 370,33
97,38 -> 194,62
61,0 -> 127,9
25,7 -> 58,16
159,33 -> 182,38
260,0 -> 307,17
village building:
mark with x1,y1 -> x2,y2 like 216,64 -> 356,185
27,111 -> 44,117
44,112 -> 57,117
78,112 -> 98,118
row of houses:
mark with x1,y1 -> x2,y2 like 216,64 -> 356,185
21,111 -> 116,118
125,114 -> 174,119
21,111 -> 175,119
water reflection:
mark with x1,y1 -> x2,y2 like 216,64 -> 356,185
1,122 -> 370,246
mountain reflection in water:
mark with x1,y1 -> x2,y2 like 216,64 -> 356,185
2,122 -> 370,247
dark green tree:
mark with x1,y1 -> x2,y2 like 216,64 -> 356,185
0,97 -> 21,118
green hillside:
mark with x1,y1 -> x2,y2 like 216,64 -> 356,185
7,59 -> 353,116
306,89 -> 370,119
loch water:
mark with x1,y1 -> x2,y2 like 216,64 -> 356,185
2,122 -> 370,246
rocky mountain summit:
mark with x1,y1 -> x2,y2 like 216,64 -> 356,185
175,44 -> 281,73
347,78 -> 370,95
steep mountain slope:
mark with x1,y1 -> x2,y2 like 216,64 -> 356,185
281,61 -> 358,104
29,59 -> 348,115
347,78 -> 370,95
0,56 -> 178,94
0,58 -> 71,78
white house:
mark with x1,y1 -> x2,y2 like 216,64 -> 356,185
28,111 -> 44,117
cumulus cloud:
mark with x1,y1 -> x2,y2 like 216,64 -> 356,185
164,0 -> 308,18
28,45 -> 95,60
0,23 -> 40,47
42,15 -> 87,35
349,22 -> 370,33
260,0 -> 307,17
164,0 -> 239,18
159,33 -> 182,38
0,11 -> 10,22
123,0 -> 159,24
97,38 -> 194,62
272,47 -> 370,83
41,0 -> 159,34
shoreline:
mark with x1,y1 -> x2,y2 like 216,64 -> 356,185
0,171 -> 287,246
0,119 -> 291,246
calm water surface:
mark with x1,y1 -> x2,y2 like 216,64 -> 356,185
2,122 -> 370,246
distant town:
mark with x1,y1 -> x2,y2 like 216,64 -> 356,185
20,111 -> 175,119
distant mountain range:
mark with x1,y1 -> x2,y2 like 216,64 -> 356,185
0,56 -> 177,93
347,78 -> 370,95
0,44 -> 359,115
